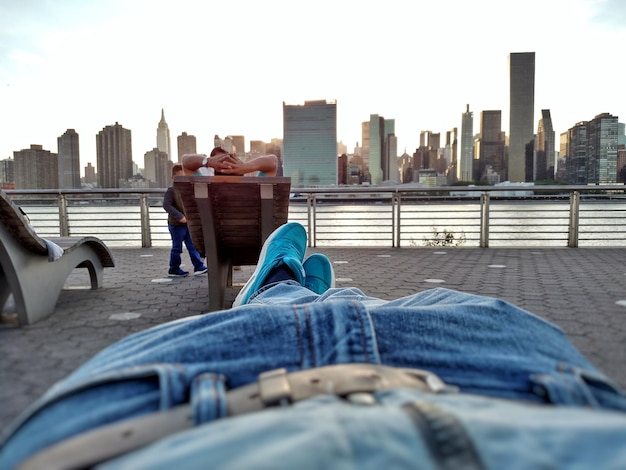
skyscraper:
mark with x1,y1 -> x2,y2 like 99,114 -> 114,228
57,129 -> 81,189
459,104 -> 474,182
144,148 -> 170,188
96,122 -> 133,188
535,110 -> 556,181
177,132 -> 197,162
14,144 -> 58,189
508,52 -> 535,182
477,110 -> 505,183
588,113 -> 618,184
156,109 -> 171,159
282,100 -> 337,186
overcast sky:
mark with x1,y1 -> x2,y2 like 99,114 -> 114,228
1,0 -> 625,173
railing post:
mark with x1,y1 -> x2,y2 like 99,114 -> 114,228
568,191 -> 580,248
140,193 -> 152,248
393,193 -> 401,247
480,191 -> 490,248
307,193 -> 316,248
58,193 -> 69,236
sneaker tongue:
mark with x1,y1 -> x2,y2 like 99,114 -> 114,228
282,256 -> 306,285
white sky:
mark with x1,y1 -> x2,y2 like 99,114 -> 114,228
1,0 -> 625,174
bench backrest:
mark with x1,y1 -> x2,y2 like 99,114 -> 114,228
173,176 -> 291,264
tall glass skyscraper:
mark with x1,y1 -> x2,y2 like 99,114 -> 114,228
459,104 -> 474,182
508,52 -> 535,182
283,100 -> 337,186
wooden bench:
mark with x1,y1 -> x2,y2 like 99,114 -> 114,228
0,190 -> 115,326
174,175 -> 291,311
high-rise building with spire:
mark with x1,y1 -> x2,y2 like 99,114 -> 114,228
459,105 -> 474,182
57,129 -> 81,189
156,109 -> 171,159
508,52 -> 535,182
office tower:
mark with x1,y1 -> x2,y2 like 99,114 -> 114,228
282,100 -> 337,186
361,121 -> 370,171
84,162 -> 97,185
0,158 -> 15,187
249,140 -> 267,156
565,122 -> 588,184
228,135 -> 245,158
57,129 -> 81,189
445,127 -> 458,183
459,104 -> 474,181
418,131 -> 440,171
383,120 -> 398,183
96,122 -> 133,188
535,110 -> 556,181
477,111 -> 506,184
587,113 -> 618,184
177,132 -> 197,162
508,52 -> 535,182
156,109 -> 171,159
144,148 -> 170,188
13,144 -> 58,189
367,115 -> 385,185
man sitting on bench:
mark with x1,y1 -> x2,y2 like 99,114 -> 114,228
182,147 -> 278,177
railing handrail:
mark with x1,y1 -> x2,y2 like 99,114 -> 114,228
4,185 -> 626,249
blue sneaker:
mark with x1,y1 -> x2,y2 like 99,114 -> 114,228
194,266 -> 208,275
233,222 -> 307,306
303,254 -> 335,294
168,268 -> 189,277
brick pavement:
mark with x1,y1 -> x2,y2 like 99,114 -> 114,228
1,246 -> 626,432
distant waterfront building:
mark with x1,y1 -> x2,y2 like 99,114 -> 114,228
588,113 -> 618,184
156,109 -> 171,159
476,110 -> 505,183
444,127 -> 458,184
508,52 -> 535,182
535,110 -> 556,181
228,135 -> 245,158
144,148 -> 171,188
283,100 -> 337,186
57,129 -> 81,189
249,140 -> 267,156
96,122 -> 133,188
564,113 -> 619,184
14,144 -> 58,189
459,104 -> 474,182
0,158 -> 15,188
84,162 -> 97,185
177,132 -> 197,162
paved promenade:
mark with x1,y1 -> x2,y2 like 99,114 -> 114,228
2,246 -> 626,432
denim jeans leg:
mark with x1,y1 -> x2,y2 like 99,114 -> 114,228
168,224 -> 185,270
183,228 -> 205,270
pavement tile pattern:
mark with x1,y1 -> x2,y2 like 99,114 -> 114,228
1,246 -> 626,432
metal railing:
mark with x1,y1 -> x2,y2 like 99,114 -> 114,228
5,185 -> 626,248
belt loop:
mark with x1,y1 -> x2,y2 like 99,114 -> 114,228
258,368 -> 293,406
191,373 -> 228,425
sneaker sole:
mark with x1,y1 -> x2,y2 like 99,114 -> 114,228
233,223 -> 306,306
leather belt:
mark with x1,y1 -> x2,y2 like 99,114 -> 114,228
18,364 -> 455,470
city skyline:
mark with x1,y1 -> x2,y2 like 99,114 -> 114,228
1,0 -> 625,173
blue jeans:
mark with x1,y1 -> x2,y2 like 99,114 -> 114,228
2,286 -> 626,469
168,224 -> 204,271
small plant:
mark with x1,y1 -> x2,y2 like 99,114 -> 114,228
423,227 -> 466,247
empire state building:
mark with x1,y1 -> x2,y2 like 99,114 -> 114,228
157,108 -> 172,159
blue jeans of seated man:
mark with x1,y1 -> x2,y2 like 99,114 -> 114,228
168,224 -> 204,271
2,286 -> 626,469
